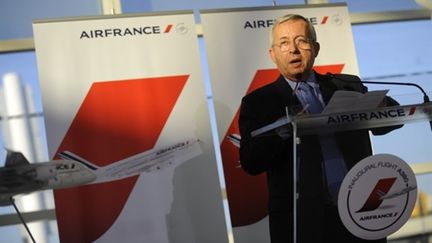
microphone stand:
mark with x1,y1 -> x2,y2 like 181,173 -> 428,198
361,80 -> 430,103
327,73 -> 432,131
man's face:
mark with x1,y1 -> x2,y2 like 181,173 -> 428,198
269,19 -> 319,82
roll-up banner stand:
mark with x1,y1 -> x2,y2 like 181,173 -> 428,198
201,3 -> 358,242
33,12 -> 229,243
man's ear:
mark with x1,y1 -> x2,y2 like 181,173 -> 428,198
313,42 -> 320,57
269,48 -> 276,64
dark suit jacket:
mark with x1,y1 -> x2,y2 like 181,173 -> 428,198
239,72 -> 399,243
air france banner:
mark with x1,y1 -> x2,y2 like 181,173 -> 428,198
33,12 -> 229,243
201,3 -> 358,242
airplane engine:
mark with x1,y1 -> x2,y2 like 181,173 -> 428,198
26,166 -> 58,181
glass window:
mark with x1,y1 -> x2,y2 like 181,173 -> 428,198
352,20 -> 432,103
121,0 -> 306,22
0,0 -> 101,39
354,19 -> 432,242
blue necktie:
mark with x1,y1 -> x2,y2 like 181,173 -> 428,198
297,82 -> 347,203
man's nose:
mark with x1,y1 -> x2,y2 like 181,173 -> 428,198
288,43 -> 300,53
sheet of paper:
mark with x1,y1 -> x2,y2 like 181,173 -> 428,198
322,90 -> 389,114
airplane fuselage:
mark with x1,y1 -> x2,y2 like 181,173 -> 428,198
0,138 -> 201,206
0,160 -> 96,205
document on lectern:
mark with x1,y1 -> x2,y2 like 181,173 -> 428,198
252,89 -> 389,137
323,90 -> 389,114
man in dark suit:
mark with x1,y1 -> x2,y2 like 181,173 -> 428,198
239,14 -> 401,243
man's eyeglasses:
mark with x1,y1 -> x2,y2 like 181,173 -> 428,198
273,36 -> 312,52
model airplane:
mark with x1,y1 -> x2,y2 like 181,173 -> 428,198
0,138 -> 202,206
378,185 -> 418,200
227,134 -> 240,148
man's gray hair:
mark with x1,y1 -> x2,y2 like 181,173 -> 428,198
269,14 -> 317,47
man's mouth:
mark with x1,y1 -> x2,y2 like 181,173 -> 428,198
289,58 -> 302,66
290,58 -> 301,64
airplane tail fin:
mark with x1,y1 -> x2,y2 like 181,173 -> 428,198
4,149 -> 30,167
57,151 -> 100,170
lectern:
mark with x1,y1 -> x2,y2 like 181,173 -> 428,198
251,101 -> 432,242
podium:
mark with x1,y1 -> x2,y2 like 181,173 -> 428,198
251,101 -> 432,242
252,102 -> 432,137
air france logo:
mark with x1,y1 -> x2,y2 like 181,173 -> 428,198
356,178 -> 396,213
327,108 -> 407,125
243,15 -> 339,29
80,23 -> 188,39
338,154 -> 417,240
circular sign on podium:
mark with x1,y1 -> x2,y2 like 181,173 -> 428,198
338,154 -> 417,240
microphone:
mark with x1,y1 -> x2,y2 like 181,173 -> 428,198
326,72 -> 432,131
326,73 -> 430,103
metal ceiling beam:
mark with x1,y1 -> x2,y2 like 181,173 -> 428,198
0,209 -> 56,226
350,9 -> 431,24
0,38 -> 34,53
